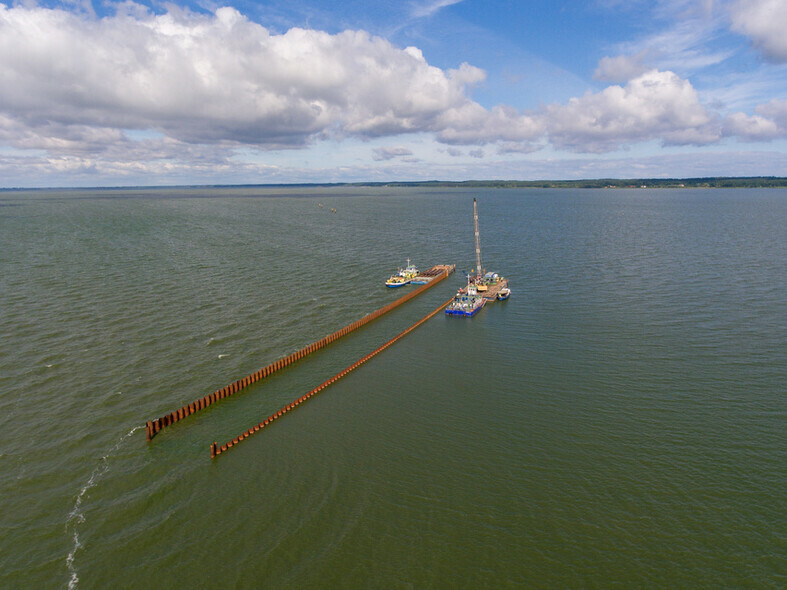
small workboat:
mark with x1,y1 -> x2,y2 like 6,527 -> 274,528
445,277 -> 486,317
385,275 -> 410,288
385,258 -> 418,287
497,287 -> 511,300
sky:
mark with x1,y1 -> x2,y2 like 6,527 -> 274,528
0,0 -> 786,187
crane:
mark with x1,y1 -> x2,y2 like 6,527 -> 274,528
473,197 -> 482,278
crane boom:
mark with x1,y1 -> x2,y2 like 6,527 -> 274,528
473,198 -> 482,277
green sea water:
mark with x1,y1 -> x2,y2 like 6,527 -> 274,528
0,187 -> 784,588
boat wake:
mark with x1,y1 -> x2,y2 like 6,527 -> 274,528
65,426 -> 141,589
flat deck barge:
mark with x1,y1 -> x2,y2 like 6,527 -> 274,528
458,277 -> 509,302
413,264 -> 456,282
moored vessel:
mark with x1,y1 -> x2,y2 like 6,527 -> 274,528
445,276 -> 486,316
385,275 -> 410,287
385,258 -> 419,287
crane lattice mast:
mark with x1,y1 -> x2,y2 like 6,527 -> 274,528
473,198 -> 482,277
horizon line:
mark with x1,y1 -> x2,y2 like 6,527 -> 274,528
2,176 -> 787,191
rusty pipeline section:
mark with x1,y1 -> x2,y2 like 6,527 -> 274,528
210,295 -> 454,458
145,266 -> 454,441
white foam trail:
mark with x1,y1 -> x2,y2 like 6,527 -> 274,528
66,426 -> 141,589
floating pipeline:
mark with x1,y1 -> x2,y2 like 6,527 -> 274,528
145,265 -> 455,441
210,296 -> 455,458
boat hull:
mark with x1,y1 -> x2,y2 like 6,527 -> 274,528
445,298 -> 485,316
445,307 -> 482,316
385,259 -> 418,287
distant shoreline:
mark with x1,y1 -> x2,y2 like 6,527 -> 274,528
2,176 -> 786,191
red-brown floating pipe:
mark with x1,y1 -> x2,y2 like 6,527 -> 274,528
210,294 -> 453,458
153,267 -> 453,442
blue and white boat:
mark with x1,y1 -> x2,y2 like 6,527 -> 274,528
445,278 -> 486,317
385,258 -> 419,287
385,275 -> 410,287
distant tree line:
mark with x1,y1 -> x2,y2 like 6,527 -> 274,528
363,177 -> 787,189
5,177 -> 784,191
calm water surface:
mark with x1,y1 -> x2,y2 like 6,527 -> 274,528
0,187 -> 784,588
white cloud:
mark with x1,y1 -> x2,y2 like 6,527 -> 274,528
0,5 -> 493,152
723,112 -> 781,141
594,52 -> 650,83
410,0 -> 464,19
372,146 -> 414,161
730,0 -> 787,62
544,69 -> 721,152
435,103 -> 544,145
0,4 -> 783,185
495,142 -> 541,155
724,98 -> 787,140
757,98 -> 787,127
603,7 -> 732,76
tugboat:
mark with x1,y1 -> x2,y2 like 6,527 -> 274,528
445,275 -> 486,316
385,274 -> 410,288
385,258 -> 419,287
497,287 -> 511,300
